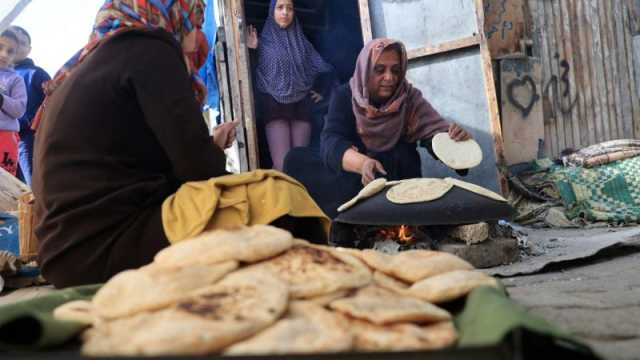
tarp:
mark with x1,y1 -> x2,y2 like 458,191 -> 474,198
199,0 -> 220,118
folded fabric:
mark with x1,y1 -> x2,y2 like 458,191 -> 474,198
0,285 -> 100,350
457,286 -> 604,358
162,169 -> 330,243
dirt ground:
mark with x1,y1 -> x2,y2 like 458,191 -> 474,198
503,234 -> 640,360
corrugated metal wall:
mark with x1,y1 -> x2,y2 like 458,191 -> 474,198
528,0 -> 640,157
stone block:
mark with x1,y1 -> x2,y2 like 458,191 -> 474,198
447,222 -> 490,245
438,237 -> 519,269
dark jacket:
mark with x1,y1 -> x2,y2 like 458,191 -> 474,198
33,29 -> 228,287
14,58 -> 50,134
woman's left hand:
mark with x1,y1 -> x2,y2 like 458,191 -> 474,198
448,123 -> 472,142
310,90 -> 323,104
213,120 -> 240,149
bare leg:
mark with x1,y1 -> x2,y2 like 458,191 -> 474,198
265,119 -> 291,171
290,120 -> 312,148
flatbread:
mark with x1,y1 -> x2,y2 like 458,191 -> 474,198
444,177 -> 507,202
154,225 -> 293,267
432,132 -> 482,170
329,285 -> 451,325
92,261 -> 238,319
407,270 -> 499,303
83,269 -> 289,356
53,300 -> 95,325
349,319 -> 458,352
305,289 -> 351,306
338,178 -> 388,212
225,302 -> 352,355
358,250 -> 474,283
248,241 -> 372,299
372,271 -> 411,294
386,178 -> 453,204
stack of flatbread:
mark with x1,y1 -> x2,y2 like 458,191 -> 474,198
53,225 -> 499,356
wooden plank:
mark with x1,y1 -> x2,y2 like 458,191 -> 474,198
537,0 -> 557,156
358,0 -> 373,43
475,0 -> 508,194
615,0 -> 634,138
222,0 -> 250,172
500,59 -> 544,165
575,0 -> 597,146
624,0 -> 640,138
215,36 -> 233,125
407,35 -> 481,60
483,0 -> 526,58
529,0 -> 552,157
583,1 -> 604,143
603,0 -> 624,140
230,0 -> 260,170
548,0 -> 567,153
568,0 -> 589,147
558,0 -> 580,150
590,1 -> 611,142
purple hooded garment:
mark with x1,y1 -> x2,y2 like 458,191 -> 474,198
255,0 -> 332,104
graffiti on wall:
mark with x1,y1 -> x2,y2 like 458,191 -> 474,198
484,0 -> 514,41
505,53 -> 579,119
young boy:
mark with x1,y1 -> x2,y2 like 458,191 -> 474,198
0,29 -> 27,176
8,26 -> 50,185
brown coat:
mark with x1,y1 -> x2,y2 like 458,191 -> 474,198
33,29 -> 227,288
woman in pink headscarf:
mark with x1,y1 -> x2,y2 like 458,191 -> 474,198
284,38 -> 471,218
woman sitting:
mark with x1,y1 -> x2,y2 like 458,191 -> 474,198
284,38 -> 471,218
32,0 -> 327,288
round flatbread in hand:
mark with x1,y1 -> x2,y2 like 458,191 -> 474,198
338,178 -> 388,212
92,261 -> 238,319
386,178 -> 453,204
329,285 -> 451,325
248,241 -> 372,299
224,301 -> 352,355
407,270 -> 499,303
444,177 -> 507,202
154,225 -> 293,267
432,132 -> 482,169
359,250 -> 474,283
83,269 -> 289,356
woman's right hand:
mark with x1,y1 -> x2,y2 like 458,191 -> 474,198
361,158 -> 387,186
247,25 -> 258,49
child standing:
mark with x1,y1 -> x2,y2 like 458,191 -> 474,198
0,29 -> 27,176
9,26 -> 50,186
247,0 -> 333,171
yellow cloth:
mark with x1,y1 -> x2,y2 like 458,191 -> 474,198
161,169 -> 331,243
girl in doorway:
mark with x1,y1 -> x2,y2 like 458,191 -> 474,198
247,0 -> 332,171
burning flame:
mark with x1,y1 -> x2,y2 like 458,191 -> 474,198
398,225 -> 414,242
378,225 -> 415,243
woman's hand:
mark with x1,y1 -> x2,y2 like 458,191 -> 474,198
213,120 -> 240,150
310,90 -> 323,104
247,25 -> 258,49
361,158 -> 387,186
448,123 -> 472,142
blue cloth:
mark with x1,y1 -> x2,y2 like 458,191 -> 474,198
14,58 -> 50,186
0,213 -> 19,255
255,0 -> 332,104
17,130 -> 34,186
14,58 -> 50,132
198,0 -> 220,116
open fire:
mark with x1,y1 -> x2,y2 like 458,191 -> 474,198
378,225 -> 415,243
347,224 -> 435,253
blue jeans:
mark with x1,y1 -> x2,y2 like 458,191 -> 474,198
17,129 -> 34,186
